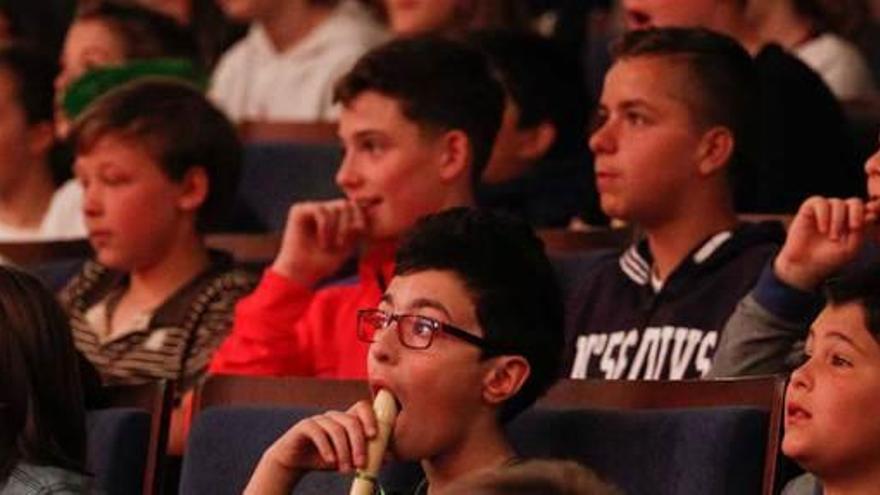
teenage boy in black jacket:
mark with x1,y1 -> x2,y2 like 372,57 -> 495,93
564,28 -> 783,380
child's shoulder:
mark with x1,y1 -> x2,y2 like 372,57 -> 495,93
194,252 -> 261,298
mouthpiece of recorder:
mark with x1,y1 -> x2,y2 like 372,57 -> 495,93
350,389 -> 399,495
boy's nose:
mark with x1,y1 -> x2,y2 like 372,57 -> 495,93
335,152 -> 363,190
368,323 -> 401,366
865,149 -> 880,177
589,121 -> 617,155
81,185 -> 103,217
788,358 -> 813,391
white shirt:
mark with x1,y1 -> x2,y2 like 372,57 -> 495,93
210,0 -> 388,122
0,179 -> 86,241
795,33 -> 876,101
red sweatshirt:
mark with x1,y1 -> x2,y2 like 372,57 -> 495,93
209,244 -> 396,378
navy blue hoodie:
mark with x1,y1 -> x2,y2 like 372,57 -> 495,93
563,221 -> 785,380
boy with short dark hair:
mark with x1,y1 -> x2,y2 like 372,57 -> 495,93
709,146 -> 880,378
702,132 -> 880,495
62,79 -> 257,393
210,36 -> 506,379
621,0 -> 861,213
564,28 -> 783,380
778,266 -> 880,495
244,207 -> 565,495
467,29 -> 605,228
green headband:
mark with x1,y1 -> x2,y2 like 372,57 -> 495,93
62,58 -> 207,120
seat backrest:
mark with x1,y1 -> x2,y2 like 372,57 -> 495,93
205,233 -> 280,266
188,376 -> 784,495
193,375 -> 368,415
537,227 -> 634,254
187,377 -> 416,494
86,408 -> 152,495
234,142 -> 343,232
0,239 -> 92,265
238,121 -> 339,144
181,406 -> 380,495
538,377 -> 786,495
88,381 -> 173,495
507,406 -> 768,495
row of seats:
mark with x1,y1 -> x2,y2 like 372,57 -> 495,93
88,374 -> 790,495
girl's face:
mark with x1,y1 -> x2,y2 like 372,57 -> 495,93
55,19 -> 126,137
783,302 -> 880,477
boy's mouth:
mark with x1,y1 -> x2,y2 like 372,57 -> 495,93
370,382 -> 403,412
354,198 -> 382,214
785,402 -> 811,424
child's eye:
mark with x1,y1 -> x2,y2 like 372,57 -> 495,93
359,138 -> 384,156
830,354 -> 853,368
100,173 -> 130,186
624,111 -> 649,126
410,317 -> 437,338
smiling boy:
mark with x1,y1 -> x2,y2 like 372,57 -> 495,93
209,36 -> 505,379
243,207 -> 564,495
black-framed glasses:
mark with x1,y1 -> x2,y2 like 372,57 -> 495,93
357,308 -> 494,351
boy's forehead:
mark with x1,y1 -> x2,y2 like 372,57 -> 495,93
385,270 -> 476,311
623,0 -> 723,30
74,130 -> 163,170
340,92 -> 411,129
812,303 -> 879,352
604,56 -> 698,110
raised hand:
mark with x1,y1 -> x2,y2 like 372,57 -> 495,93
774,196 -> 876,291
244,401 -> 378,495
271,199 -> 369,286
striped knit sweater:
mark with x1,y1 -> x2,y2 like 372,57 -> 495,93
61,252 -> 258,394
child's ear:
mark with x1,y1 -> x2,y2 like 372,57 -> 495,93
695,126 -> 734,176
27,122 -> 55,157
438,129 -> 471,182
176,166 -> 209,212
517,121 -> 556,162
481,356 -> 531,406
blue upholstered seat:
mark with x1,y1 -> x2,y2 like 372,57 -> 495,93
181,404 -> 769,495
234,142 -> 343,232
86,408 -> 152,495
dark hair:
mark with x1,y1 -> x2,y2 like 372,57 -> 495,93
824,263 -> 880,339
394,207 -> 564,421
70,79 -> 242,232
467,29 -> 588,160
334,36 -> 505,185
445,459 -> 622,495
0,266 -> 86,481
793,0 -> 868,39
0,0 -> 74,59
76,0 -> 198,64
612,27 -> 759,177
0,43 -> 56,124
